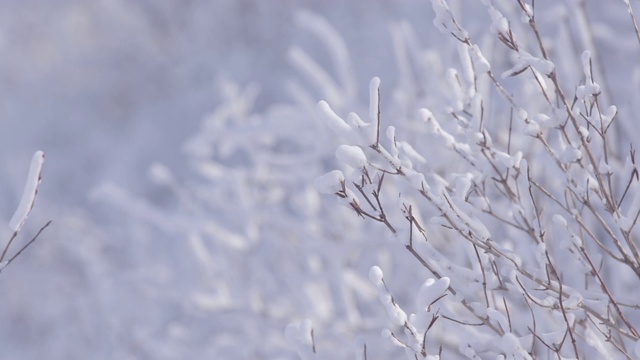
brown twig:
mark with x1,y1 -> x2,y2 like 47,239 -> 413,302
545,251 -> 580,359
0,220 -> 52,273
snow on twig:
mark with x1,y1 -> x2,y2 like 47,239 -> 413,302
9,151 -> 45,232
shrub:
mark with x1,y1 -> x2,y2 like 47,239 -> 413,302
305,0 -> 640,358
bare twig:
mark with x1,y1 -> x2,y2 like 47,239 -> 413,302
578,244 -> 639,337
546,251 -> 580,359
473,244 -> 490,307
0,231 -> 18,263
0,220 -> 52,273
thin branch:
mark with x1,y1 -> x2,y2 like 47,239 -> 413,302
578,244 -> 639,337
503,297 -> 513,333
0,220 -> 52,273
0,231 -> 18,263
473,244 -> 490,307
546,251 -> 580,359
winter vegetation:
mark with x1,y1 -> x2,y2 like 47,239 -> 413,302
311,0 -> 640,357
3,0 -> 640,359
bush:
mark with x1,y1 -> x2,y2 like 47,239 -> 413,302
303,0 -> 640,358
72,1 -> 640,358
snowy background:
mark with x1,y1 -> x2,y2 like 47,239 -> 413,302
1,1 -> 640,359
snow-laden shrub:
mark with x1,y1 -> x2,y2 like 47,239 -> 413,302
309,0 -> 640,358
86,1 -> 640,358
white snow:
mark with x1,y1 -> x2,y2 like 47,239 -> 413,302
406,170 -> 428,191
581,50 -> 592,77
398,141 -> 427,164
285,320 -> 315,360
560,147 -> 583,163
370,266 -> 407,326
513,151 -> 523,169
416,277 -> 449,308
499,333 -> 526,357
487,5 -> 509,35
604,105 -> 617,119
382,295 -> 407,326
335,145 -> 367,168
454,173 -> 472,198
534,113 -> 551,126
314,170 -> 345,194
576,51 -> 601,100
369,77 -> 381,126
422,110 -> 456,147
369,265 -> 384,284
317,100 -> 352,136
347,112 -> 366,128
419,108 -> 434,122
386,126 -> 401,161
516,108 -> 528,122
524,120 -> 541,137
458,42 -> 475,85
598,159 -> 612,175
495,151 -> 515,169
521,4 -> 533,23
576,83 -> 601,99
552,214 -> 567,227
502,51 -> 555,78
431,0 -> 469,40
469,44 -> 491,73
431,0 -> 452,34
487,308 -> 509,333
9,151 -> 45,232
578,126 -> 590,139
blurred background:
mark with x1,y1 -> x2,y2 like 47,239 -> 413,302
0,1 -> 434,358
0,0 -> 436,203
0,1 -> 638,359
